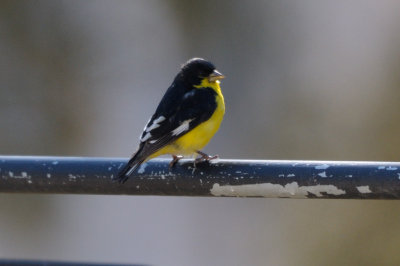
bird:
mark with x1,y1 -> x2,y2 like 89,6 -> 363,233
115,58 -> 225,183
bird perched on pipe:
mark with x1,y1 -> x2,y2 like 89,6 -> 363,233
116,58 -> 226,183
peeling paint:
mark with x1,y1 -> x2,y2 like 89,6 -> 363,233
2,157 -> 400,197
356,185 -> 372,193
318,171 -> 327,178
9,171 -> 31,179
210,182 -> 346,198
378,166 -> 397,171
137,163 -> 147,174
315,164 -> 329,170
68,174 -> 77,180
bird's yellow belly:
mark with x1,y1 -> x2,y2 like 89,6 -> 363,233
174,104 -> 224,155
150,90 -> 225,158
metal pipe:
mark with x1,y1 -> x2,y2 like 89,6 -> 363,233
1,156 -> 400,199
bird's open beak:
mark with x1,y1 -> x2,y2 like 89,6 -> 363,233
208,70 -> 225,82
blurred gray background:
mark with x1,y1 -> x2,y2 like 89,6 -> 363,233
1,1 -> 400,265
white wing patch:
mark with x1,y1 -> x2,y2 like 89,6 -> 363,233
144,116 -> 166,132
140,132 -> 152,142
143,118 -> 152,131
140,116 -> 166,142
172,119 -> 193,136
141,116 -> 192,142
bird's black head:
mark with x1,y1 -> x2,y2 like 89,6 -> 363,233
178,58 -> 224,86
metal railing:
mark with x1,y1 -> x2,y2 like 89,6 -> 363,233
1,155 -> 400,199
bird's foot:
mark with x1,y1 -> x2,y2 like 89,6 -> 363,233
169,155 -> 183,168
194,150 -> 219,165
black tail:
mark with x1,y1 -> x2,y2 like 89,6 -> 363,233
114,153 -> 145,184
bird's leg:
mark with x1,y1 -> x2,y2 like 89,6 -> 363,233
195,150 -> 219,164
169,154 -> 183,168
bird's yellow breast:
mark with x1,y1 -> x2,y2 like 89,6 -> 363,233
150,79 -> 225,158
174,80 -> 225,154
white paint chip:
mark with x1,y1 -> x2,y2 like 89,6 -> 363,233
210,182 -> 346,198
68,174 -> 77,180
318,171 -> 327,178
356,185 -> 372,193
378,166 -> 397,171
137,163 -> 148,174
315,164 -> 330,170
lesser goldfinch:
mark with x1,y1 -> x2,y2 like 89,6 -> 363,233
116,58 -> 225,183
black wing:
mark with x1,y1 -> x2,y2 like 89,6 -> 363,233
115,86 -> 217,183
139,87 -> 217,158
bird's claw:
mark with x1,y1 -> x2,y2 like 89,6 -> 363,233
194,150 -> 219,166
169,155 -> 183,168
